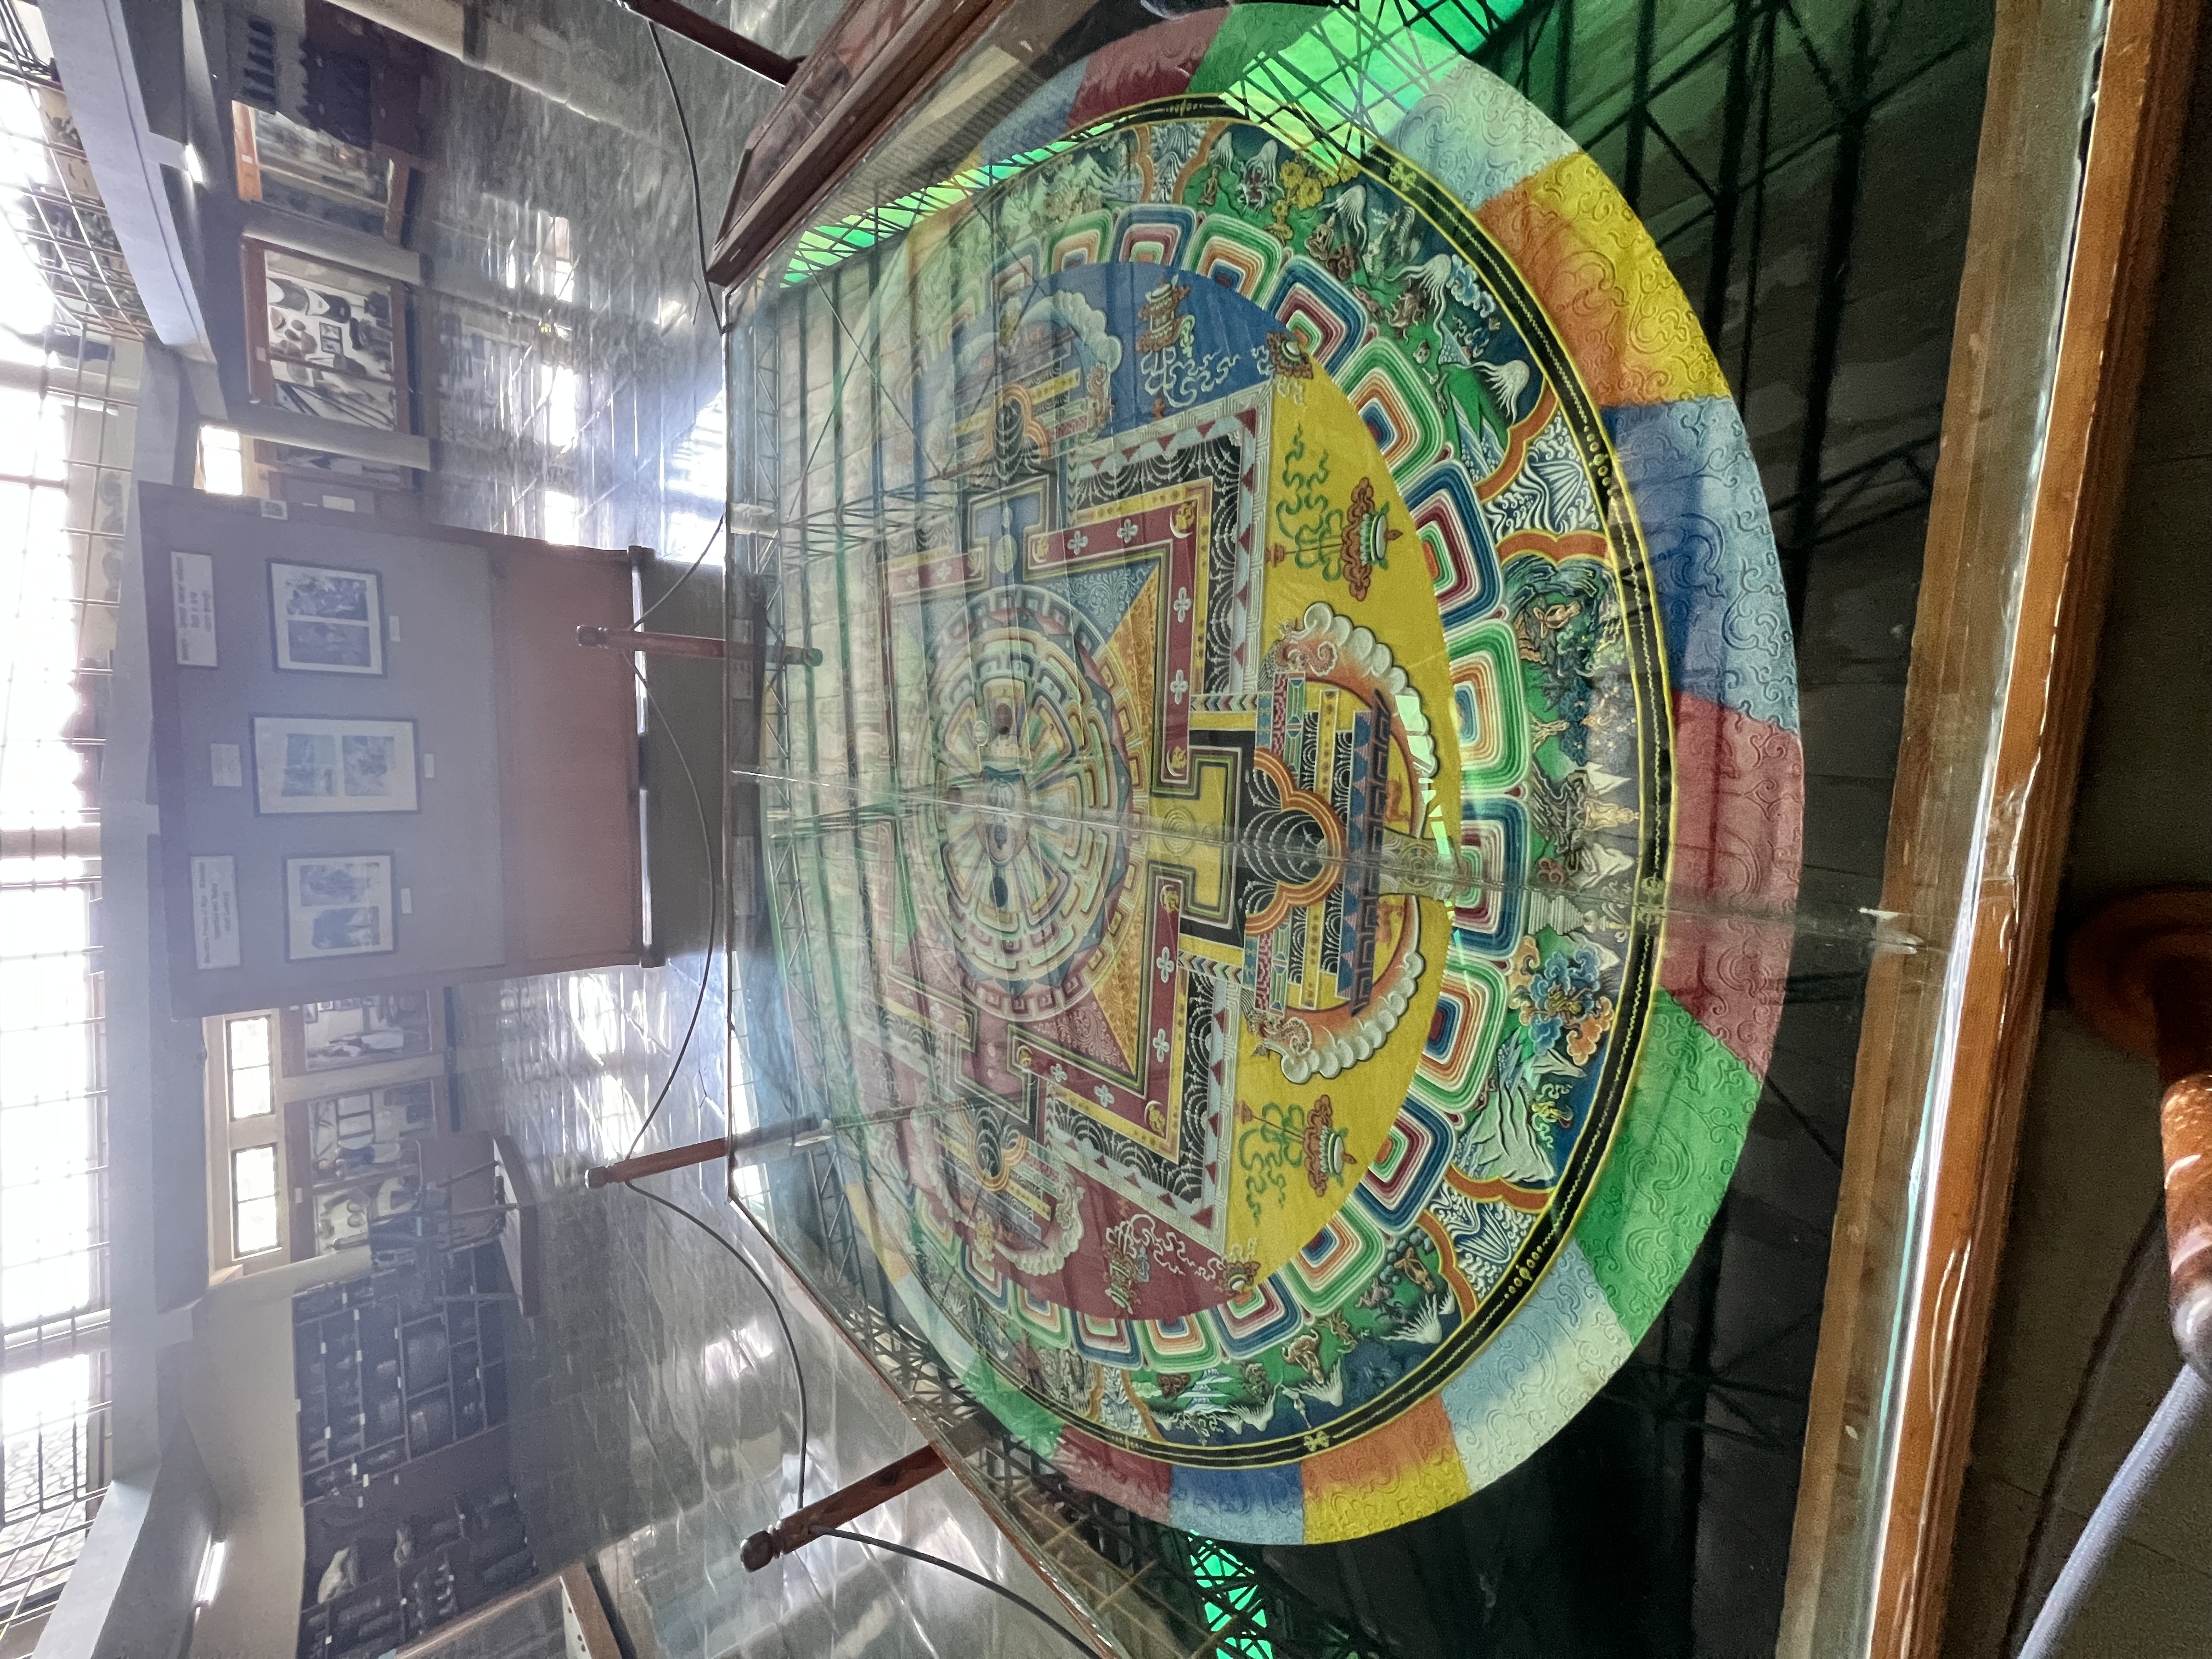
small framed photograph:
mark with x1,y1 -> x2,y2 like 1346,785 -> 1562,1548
269,561 -> 385,675
284,853 -> 396,961
280,992 -> 440,1076
252,716 -> 418,814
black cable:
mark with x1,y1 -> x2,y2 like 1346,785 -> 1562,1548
633,19 -> 732,635
813,1528 -> 1097,1655
648,22 -> 723,332
2018,1365 -> 2209,1658
635,511 -> 726,626
623,668 -> 719,1162
624,1180 -> 810,1509
619,507 -> 1076,1659
2001,1200 -> 2167,1655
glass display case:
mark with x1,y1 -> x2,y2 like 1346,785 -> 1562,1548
707,0 -> 2186,1651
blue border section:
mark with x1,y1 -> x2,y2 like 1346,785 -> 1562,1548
1604,398 -> 1798,732
1169,1461 -> 1307,1544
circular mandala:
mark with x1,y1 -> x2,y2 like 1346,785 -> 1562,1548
922,585 -> 1133,1019
766,6 -> 1804,1545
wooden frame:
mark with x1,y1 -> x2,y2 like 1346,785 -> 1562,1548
1781,0 -> 2204,1651
251,717 -> 419,814
241,239 -> 416,435
707,0 -> 1029,285
265,560 -> 389,676
229,100 -> 413,244
283,1075 -> 451,1262
280,991 -> 444,1078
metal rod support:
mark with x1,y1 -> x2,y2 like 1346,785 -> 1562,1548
585,1118 -> 826,1188
742,1445 -> 948,1571
578,625 -> 822,665
614,0 -> 798,84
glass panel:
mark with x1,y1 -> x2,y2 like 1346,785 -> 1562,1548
226,1015 -> 273,1119
226,1013 -> 269,1070
234,1198 -> 279,1259
232,1147 -> 279,1256
717,1 -> 2099,1652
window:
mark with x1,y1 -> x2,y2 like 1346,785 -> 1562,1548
230,1147 -> 278,1257
195,425 -> 243,495
223,1017 -> 272,1119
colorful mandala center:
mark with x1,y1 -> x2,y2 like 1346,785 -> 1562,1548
925,585 -> 1131,1013
876,262 -> 1454,1324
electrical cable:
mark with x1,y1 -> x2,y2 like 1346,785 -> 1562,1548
623,668 -> 719,1163
2001,1201 -> 2167,1655
623,1178 -> 810,1508
813,1529 -> 1098,1655
634,511 -> 726,627
631,18 -> 731,629
2017,1363 -> 2210,1659
619,695 -> 1087,1652
649,22 -> 723,332
616,52 -> 1084,1644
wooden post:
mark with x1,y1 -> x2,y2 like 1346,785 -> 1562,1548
2069,888 -> 2212,1376
576,625 -> 822,666
584,1117 -> 826,1188
585,1136 -> 726,1188
741,1445 -> 947,1571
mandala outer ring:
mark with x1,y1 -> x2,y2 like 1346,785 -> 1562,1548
765,5 -> 1805,1544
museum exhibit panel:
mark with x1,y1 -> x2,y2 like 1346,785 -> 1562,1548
19,0 -> 2198,1650
689,0 -> 2191,1651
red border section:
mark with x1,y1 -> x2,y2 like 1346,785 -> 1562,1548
1054,1425 -> 1175,1520
1066,11 -> 1226,131
1658,692 -> 1804,1073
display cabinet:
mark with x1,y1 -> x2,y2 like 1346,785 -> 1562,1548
291,1241 -> 526,1657
703,0 -> 2197,1652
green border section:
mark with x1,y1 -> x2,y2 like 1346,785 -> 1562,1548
963,1358 -> 1066,1455
1571,988 -> 1760,1339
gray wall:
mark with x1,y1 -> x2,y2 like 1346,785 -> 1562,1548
36,1429 -> 217,1659
140,490 -> 507,1012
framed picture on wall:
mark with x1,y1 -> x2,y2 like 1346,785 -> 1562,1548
268,561 -> 385,674
283,853 -> 396,960
252,716 -> 417,814
296,1079 -> 442,1182
241,241 -> 413,434
229,103 -> 405,242
280,992 -> 440,1075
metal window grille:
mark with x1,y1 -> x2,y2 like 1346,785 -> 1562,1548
0,58 -> 146,1643
0,61 -> 150,338
0,1 -> 54,93
0,1352 -> 111,1633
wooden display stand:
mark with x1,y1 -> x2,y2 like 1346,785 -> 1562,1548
140,487 -> 644,1017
